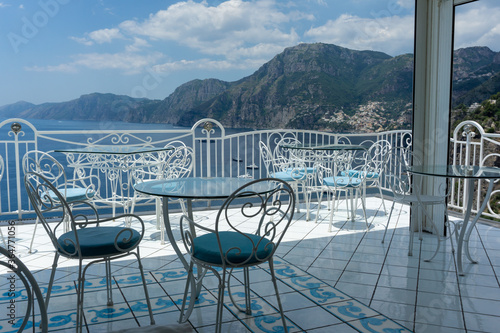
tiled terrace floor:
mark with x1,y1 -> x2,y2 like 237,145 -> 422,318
1,196 -> 500,332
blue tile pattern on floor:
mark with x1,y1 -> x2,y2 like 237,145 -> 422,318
0,256 -> 412,332
3,197 -> 500,332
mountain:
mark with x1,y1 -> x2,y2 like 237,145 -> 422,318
159,43 -> 413,132
149,78 -> 232,124
2,93 -> 160,123
2,43 -> 499,132
0,101 -> 36,118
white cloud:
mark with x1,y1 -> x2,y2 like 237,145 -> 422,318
119,0 -> 301,59
304,13 -> 414,55
153,57 -> 267,73
454,3 -> 500,51
70,36 -> 94,46
25,52 -> 164,74
125,37 -> 151,53
72,28 -> 124,45
88,28 -> 123,44
396,0 -> 414,10
25,63 -> 78,73
61,0 -> 301,73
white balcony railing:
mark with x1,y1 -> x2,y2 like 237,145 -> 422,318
0,117 -> 498,223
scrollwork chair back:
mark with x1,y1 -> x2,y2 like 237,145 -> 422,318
179,178 -> 295,333
24,171 -> 154,332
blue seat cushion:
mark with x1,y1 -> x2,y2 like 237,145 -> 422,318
192,231 -> 273,265
50,187 -> 95,203
270,167 -> 314,181
343,170 -> 379,179
323,176 -> 362,188
291,167 -> 316,173
57,227 -> 141,257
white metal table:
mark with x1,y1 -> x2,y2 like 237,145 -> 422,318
55,145 -> 173,216
408,164 -> 500,275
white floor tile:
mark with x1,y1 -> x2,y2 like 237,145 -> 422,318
4,196 -> 500,333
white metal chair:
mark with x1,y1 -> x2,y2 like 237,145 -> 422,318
381,147 -> 447,261
179,178 -> 295,333
259,140 -> 312,218
130,141 -> 194,243
24,171 -> 154,332
22,150 -> 99,253
347,139 -> 391,214
315,149 -> 369,231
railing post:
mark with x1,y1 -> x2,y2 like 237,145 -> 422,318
462,124 -> 475,216
202,121 -> 214,178
11,122 -> 23,219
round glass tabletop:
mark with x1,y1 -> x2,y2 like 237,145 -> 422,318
408,165 -> 500,179
134,177 -> 275,199
280,143 -> 366,151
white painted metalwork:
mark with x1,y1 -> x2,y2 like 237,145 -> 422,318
450,120 -> 500,219
0,117 -> 497,224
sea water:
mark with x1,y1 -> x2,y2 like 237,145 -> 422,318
0,118 -> 249,218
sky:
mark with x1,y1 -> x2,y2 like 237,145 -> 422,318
0,0 -> 499,106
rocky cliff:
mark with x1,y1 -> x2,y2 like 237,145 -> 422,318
2,43 -> 499,132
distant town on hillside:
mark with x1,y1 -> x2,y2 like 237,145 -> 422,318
1,43 -> 499,133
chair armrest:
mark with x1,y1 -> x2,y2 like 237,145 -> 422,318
74,212 -> 146,239
179,215 -> 215,256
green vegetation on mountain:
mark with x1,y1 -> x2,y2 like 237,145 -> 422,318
1,43 -> 499,133
452,92 -> 500,133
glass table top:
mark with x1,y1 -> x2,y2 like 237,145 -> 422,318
408,165 -> 500,179
280,143 -> 366,151
134,177 -> 275,199
55,145 -> 173,155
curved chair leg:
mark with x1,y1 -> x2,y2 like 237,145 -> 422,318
135,250 -> 155,325
215,269 -> 227,333
408,207 -> 416,256
445,212 -> 457,254
303,182 -> 310,221
314,190 -> 323,224
269,259 -> 288,333
76,262 -> 85,333
105,258 -> 113,306
243,267 -> 251,314
328,192 -> 335,232
377,184 -> 387,214
358,188 -> 369,230
179,262 -> 194,323
381,202 -> 395,243
227,267 -> 252,314
419,203 -> 441,262
44,253 -> 60,310
155,197 -> 162,230
155,197 -> 166,244
29,217 -> 40,253
179,261 -> 208,323
293,183 -> 301,213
